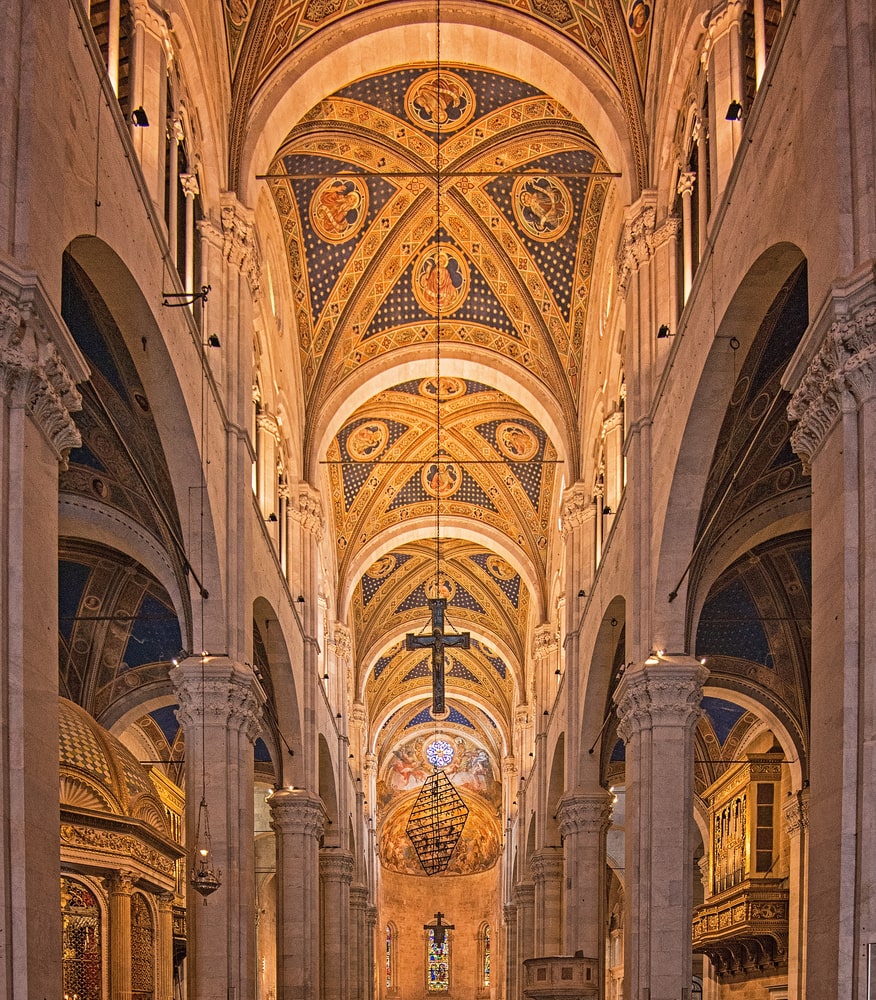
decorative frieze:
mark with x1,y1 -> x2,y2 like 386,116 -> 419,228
787,302 -> 876,468
61,823 -> 176,879
0,284 -> 84,462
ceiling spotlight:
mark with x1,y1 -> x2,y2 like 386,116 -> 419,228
725,100 -> 743,121
657,324 -> 673,339
131,106 -> 149,127
205,333 -> 221,348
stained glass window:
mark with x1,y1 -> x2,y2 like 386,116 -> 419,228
427,928 -> 450,991
482,923 -> 491,986
61,876 -> 102,1000
385,924 -> 393,990
425,739 -> 454,769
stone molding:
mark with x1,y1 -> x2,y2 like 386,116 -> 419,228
602,409 -> 625,436
503,902 -> 518,926
170,657 -> 265,743
533,623 -> 558,661
350,884 -> 370,910
560,482 -> 596,537
319,849 -> 355,884
530,848 -> 564,883
257,410 -> 281,442
267,787 -> 326,839
0,281 -> 85,463
782,788 -> 810,838
705,0 -> 745,40
614,657 -> 708,741
787,301 -> 876,470
513,882 -> 535,907
220,192 -> 261,294
61,823 -> 175,880
556,790 -> 613,838
288,482 -> 324,539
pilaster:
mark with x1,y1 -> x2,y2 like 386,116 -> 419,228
107,870 -> 135,1000
614,655 -> 707,1000
504,902 -> 519,1000
269,788 -> 325,1000
320,850 -> 355,1000
349,884 -> 370,1000
782,790 -> 809,1000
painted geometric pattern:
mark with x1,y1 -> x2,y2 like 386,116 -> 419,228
269,70 -> 611,407
328,382 -> 558,582
59,701 -> 114,786
250,0 -> 622,98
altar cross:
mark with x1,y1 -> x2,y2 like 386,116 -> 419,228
424,911 -> 455,946
406,598 -> 470,715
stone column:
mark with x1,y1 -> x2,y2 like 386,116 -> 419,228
0,275 -> 86,1000
167,116 -> 184,267
782,790 -> 809,1000
514,882 -> 536,999
613,654 -> 707,1000
320,850 -> 354,1000
365,904 -> 379,1000
531,848 -> 564,956
504,902 -> 518,1000
602,410 -> 625,515
785,289 -> 876,997
157,891 -> 175,1000
171,656 -> 265,1000
704,0 -> 746,199
693,118 -> 708,260
107,871 -> 135,1000
349,885 -> 370,1000
557,791 -> 613,968
179,172 -> 200,300
677,171 -> 695,303
269,788 -> 325,999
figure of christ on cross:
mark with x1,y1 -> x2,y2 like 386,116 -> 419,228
424,911 -> 455,946
405,598 -> 470,715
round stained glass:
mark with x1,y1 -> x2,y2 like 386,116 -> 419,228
426,739 -> 454,769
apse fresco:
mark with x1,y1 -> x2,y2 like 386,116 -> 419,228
377,735 -> 503,876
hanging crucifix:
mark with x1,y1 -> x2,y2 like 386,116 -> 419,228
406,597 -> 469,715
424,911 -> 454,946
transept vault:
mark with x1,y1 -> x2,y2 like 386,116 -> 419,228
2,0 -> 874,999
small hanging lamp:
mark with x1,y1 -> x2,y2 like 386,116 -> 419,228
191,793 -> 221,899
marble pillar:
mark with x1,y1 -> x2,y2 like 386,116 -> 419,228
171,656 -> 265,1000
0,273 -> 86,1000
269,788 -> 325,999
782,790 -> 809,1000
504,902 -> 518,1000
157,891 -> 175,1000
107,871 -> 135,1000
531,848 -> 564,957
557,790 -> 613,970
320,850 -> 354,1000
614,655 -> 707,1000
349,884 -> 370,1000
514,882 -> 536,999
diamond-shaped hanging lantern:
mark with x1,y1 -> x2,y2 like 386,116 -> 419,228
406,769 -> 469,875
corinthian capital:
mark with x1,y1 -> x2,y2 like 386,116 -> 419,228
557,790 -> 613,837
170,656 -> 265,743
560,482 -> 595,537
614,655 -> 708,742
220,192 -> 261,294
288,483 -> 324,539
616,197 -> 656,294
0,277 -> 86,464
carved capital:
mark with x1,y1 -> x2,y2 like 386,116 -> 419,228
220,192 -> 261,294
616,204 -> 656,293
557,790 -> 613,837
332,623 -> 352,661
268,788 -> 325,839
0,285 -> 84,463
533,623 -> 558,661
158,891 -> 175,912
560,482 -> 596,538
677,171 -> 696,197
257,410 -> 281,442
319,849 -> 355,884
503,902 -> 518,925
170,657 -> 265,743
783,788 -> 809,838
614,656 -> 708,742
350,884 -> 370,910
512,882 -> 535,907
106,870 -> 137,896
531,847 -> 564,883
179,172 -> 200,199
288,482 -> 324,540
788,301 -> 876,469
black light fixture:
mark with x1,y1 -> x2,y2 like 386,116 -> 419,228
726,100 -> 743,121
163,284 -> 211,308
131,106 -> 149,127
657,324 -> 673,339
602,505 -> 613,515
266,512 -> 278,522
296,595 -> 305,603
205,333 -> 221,348
578,588 -> 586,598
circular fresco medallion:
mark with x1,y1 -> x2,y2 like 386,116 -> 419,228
366,553 -> 397,580
412,246 -> 469,315
495,421 -> 539,461
310,177 -> 368,243
346,419 -> 389,461
486,555 -> 516,581
421,460 -> 462,499
512,175 -> 572,241
425,738 -> 455,768
404,70 -> 475,131
418,376 -> 466,401
425,575 -> 456,602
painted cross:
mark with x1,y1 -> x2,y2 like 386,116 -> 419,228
405,598 -> 470,715
424,911 -> 455,946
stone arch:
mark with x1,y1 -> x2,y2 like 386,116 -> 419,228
319,733 -> 340,847
579,596 -> 626,786
545,733 -> 565,846
651,242 -> 807,652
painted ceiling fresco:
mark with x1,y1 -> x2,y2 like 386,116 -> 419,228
268,65 -> 611,419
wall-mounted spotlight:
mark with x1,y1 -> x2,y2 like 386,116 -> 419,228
205,333 -> 221,348
323,672 -> 330,681
265,512 -> 278,522
554,666 -> 561,677
578,588 -> 586,598
725,100 -> 744,121
296,595 -> 305,603
131,106 -> 149,127
602,505 -> 613,515
657,324 -> 673,339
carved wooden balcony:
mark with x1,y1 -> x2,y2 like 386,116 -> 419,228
692,877 -> 789,977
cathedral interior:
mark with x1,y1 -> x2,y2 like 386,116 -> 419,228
1,0 -> 874,998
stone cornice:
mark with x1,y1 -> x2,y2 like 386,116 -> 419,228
786,286 -> 876,470
0,264 -> 89,464
614,656 -> 708,740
